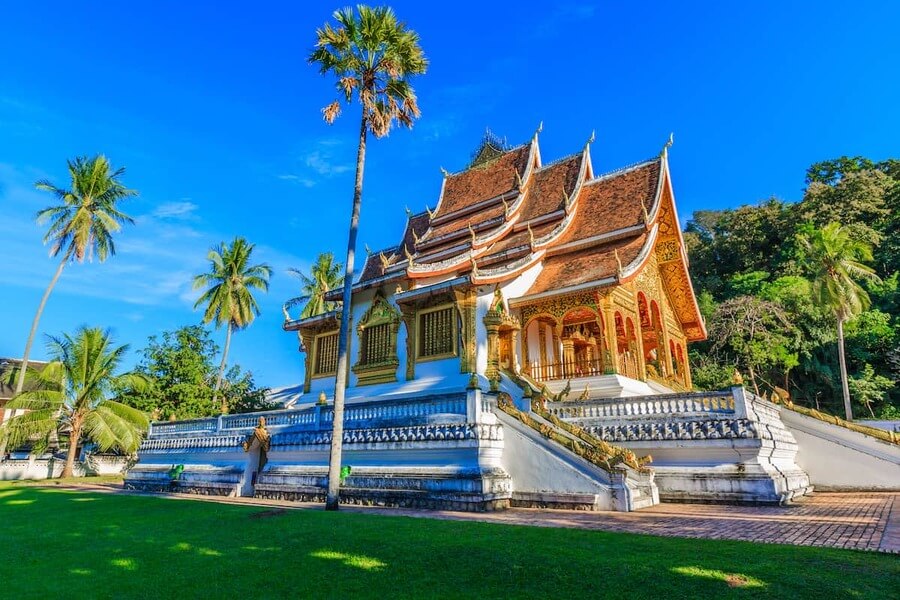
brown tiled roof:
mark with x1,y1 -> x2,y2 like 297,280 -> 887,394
527,233 -> 647,295
556,159 -> 660,245
519,154 -> 582,222
437,144 -> 531,215
356,248 -> 397,283
400,212 -> 431,256
483,219 -> 559,257
424,203 -> 506,241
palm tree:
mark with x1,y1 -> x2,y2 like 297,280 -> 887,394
0,327 -> 149,478
285,252 -> 345,319
15,155 -> 137,395
797,222 -> 880,420
193,237 -> 272,413
309,5 -> 427,510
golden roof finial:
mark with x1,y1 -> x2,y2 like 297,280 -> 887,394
468,223 -> 477,246
425,205 -> 435,219
404,245 -> 414,264
661,132 -> 674,156
534,121 -> 543,136
502,197 -> 510,214
515,170 -> 523,188
440,166 -> 450,177
405,205 -> 412,217
642,199 -> 650,225
412,229 -> 420,244
527,223 -> 535,247
614,249 -> 623,276
379,251 -> 391,270
586,130 -> 595,146
469,256 -> 479,276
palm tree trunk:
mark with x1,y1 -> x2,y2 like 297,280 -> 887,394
213,322 -> 233,413
326,115 -> 367,511
836,318 -> 853,421
15,254 -> 68,395
60,423 -> 81,479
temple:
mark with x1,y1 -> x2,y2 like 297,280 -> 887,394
128,130 -> 844,509
287,128 -> 704,402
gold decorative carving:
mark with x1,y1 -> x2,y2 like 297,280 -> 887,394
352,292 -> 401,386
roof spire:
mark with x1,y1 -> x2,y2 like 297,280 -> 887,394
534,121 -> 543,138
660,132 -> 674,157
405,205 -> 411,217
365,243 -> 372,256
585,130 -> 595,147
440,166 -> 450,177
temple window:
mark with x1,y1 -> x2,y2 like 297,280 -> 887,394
352,292 -> 401,385
313,333 -> 339,377
417,305 -> 457,360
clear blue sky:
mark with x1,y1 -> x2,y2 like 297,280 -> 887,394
1,2 -> 898,388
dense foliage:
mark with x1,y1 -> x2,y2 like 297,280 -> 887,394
686,156 -> 899,419
118,325 -> 275,421
0,327 -> 149,477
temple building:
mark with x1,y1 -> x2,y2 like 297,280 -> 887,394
132,129 -> 888,509
285,128 -> 705,402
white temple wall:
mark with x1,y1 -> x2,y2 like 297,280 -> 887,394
474,285 -> 491,375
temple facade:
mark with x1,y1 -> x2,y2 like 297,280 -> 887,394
285,129 -> 705,402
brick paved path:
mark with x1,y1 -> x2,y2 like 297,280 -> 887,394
59,485 -> 900,553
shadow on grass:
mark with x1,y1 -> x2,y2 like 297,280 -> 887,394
0,487 -> 895,599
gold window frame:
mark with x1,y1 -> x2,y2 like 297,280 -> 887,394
416,303 -> 458,363
311,331 -> 339,379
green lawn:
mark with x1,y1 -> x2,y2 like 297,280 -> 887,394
0,484 -> 896,599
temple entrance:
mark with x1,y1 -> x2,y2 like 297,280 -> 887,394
523,307 -> 608,382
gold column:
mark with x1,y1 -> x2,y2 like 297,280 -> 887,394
454,289 -> 477,374
602,305 -> 619,375
300,332 -> 314,393
483,311 -> 501,391
510,327 -> 521,373
400,306 -> 416,381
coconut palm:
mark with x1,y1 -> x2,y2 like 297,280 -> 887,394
14,155 -> 137,395
797,222 -> 880,420
285,252 -> 345,319
193,237 -> 272,413
0,327 -> 149,478
309,4 -> 427,510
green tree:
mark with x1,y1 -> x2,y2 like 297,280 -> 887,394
848,364 -> 895,419
15,155 -> 137,396
0,327 -> 148,478
118,325 -> 275,420
309,5 -> 427,510
192,237 -> 272,413
285,252 -> 345,319
797,222 -> 881,420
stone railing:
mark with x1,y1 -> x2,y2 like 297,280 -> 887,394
148,394 -> 471,440
150,418 -> 218,436
546,390 -> 735,420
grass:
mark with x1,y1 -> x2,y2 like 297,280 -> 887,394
0,484 -> 896,599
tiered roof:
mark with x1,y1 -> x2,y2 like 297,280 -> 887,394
346,129 -> 705,340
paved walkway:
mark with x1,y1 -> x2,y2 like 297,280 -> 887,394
55,485 -> 900,553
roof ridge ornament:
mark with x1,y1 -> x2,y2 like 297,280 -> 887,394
515,170 -> 523,188
365,243 -> 372,256
502,197 -> 510,214
440,166 -> 450,177
660,132 -> 674,157
470,256 -> 480,277
527,223 -> 535,248
585,130 -> 595,147
468,223 -> 477,246
534,121 -> 543,138
379,251 -> 392,270
404,245 -> 415,265
642,199 -> 650,226
425,205 -> 434,219
412,229 -> 420,244
615,249 -> 623,277
405,205 -> 412,217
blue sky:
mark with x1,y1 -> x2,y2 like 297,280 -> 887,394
1,1 -> 898,388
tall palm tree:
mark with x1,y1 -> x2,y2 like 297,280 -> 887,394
797,222 -> 880,420
193,237 -> 272,413
0,327 -> 149,478
15,155 -> 137,395
309,5 -> 427,510
285,252 -> 345,319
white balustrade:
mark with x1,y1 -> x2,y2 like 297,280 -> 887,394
547,391 -> 736,420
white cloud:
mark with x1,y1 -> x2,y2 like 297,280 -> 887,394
304,150 -> 351,176
152,200 -> 198,220
277,174 -> 316,187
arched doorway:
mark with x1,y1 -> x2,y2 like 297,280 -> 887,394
559,307 -> 606,379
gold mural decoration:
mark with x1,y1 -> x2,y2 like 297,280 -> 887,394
655,239 -> 680,263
